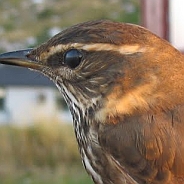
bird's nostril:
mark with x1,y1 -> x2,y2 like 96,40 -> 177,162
26,53 -> 39,62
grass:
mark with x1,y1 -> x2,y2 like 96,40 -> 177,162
0,123 -> 93,184
0,166 -> 92,184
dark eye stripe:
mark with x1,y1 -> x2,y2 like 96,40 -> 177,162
47,52 -> 63,67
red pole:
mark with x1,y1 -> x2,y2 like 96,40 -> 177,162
140,0 -> 169,40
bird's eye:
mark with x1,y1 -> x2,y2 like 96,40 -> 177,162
64,49 -> 83,69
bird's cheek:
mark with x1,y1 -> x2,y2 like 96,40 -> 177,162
53,67 -> 75,81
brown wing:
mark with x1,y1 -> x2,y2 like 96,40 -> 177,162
98,106 -> 184,184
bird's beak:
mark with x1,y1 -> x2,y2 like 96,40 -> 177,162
0,49 -> 43,70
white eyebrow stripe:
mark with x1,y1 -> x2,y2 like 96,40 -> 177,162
74,43 -> 147,55
40,43 -> 146,60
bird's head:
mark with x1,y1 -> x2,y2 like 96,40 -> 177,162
0,20 -> 184,123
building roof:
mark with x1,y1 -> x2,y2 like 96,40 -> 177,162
0,65 -> 55,87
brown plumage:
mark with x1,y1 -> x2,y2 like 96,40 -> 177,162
0,20 -> 184,184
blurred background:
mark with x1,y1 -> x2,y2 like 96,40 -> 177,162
0,1 -> 140,184
0,0 -> 183,184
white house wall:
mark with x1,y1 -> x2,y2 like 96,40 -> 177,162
169,0 -> 184,50
4,87 -> 59,125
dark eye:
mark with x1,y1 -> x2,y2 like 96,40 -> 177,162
64,49 -> 83,69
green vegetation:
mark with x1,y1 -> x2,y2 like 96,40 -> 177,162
0,123 -> 93,184
0,0 -> 140,49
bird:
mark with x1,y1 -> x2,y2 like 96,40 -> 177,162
0,20 -> 184,184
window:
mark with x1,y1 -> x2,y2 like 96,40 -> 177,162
0,88 -> 5,110
37,93 -> 46,104
56,91 -> 68,110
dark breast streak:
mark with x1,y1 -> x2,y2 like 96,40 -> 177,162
70,103 -> 138,184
